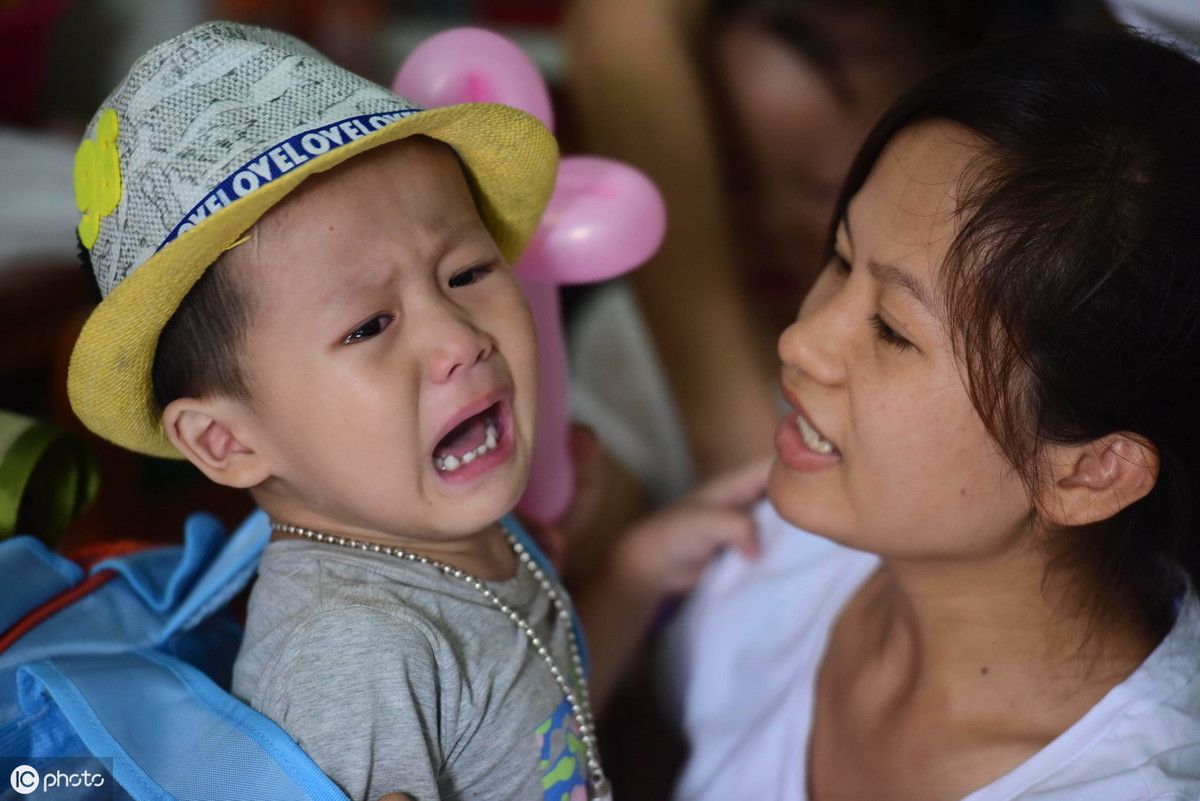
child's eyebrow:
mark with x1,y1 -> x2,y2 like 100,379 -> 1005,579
323,224 -> 494,309
326,267 -> 395,308
435,219 -> 499,258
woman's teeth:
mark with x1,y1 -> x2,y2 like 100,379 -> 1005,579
435,422 -> 499,472
796,415 -> 834,455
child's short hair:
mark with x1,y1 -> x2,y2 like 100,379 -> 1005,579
152,256 -> 250,408
831,28 -> 1200,631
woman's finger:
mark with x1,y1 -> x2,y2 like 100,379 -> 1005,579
693,457 -> 772,506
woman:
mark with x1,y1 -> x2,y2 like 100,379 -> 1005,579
662,28 -> 1200,800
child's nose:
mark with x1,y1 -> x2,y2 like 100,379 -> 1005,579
777,292 -> 850,386
424,307 -> 495,383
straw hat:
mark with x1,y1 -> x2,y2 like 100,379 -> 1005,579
68,21 -> 557,458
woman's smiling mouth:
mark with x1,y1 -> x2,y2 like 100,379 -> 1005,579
795,413 -> 835,455
776,385 -> 842,470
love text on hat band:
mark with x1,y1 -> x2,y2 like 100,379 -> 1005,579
159,108 -> 422,251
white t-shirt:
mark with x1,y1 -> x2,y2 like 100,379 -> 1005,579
1106,0 -> 1200,57
660,501 -> 1200,800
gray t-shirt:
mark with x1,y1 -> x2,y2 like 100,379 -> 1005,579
231,536 -> 592,801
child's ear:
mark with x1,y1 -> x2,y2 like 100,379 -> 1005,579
162,396 -> 271,489
1038,434 -> 1159,527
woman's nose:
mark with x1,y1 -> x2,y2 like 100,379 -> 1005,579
777,287 -> 850,386
424,303 -> 495,383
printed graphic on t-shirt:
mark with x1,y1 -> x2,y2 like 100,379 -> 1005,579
536,696 -> 588,801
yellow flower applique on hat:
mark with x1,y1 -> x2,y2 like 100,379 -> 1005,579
74,108 -> 123,250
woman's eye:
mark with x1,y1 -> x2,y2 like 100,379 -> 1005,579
870,314 -> 913,350
343,313 -> 394,345
448,263 -> 493,288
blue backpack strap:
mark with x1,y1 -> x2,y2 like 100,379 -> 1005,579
89,509 -> 271,638
17,650 -> 349,801
501,514 -> 591,676
0,511 -> 272,676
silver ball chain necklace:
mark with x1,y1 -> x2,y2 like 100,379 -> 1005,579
270,518 -> 612,801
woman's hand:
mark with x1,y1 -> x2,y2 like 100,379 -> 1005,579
612,458 -> 771,599
575,458 -> 771,709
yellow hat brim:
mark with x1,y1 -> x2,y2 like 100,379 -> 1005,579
68,102 -> 557,458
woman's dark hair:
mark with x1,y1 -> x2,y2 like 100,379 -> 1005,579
829,28 -> 1200,635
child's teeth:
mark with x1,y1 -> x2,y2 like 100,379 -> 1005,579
436,420 -> 501,473
796,415 -> 834,455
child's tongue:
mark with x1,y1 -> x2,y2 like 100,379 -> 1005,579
434,412 -> 489,461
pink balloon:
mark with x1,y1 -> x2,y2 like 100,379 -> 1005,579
392,28 -> 554,131
514,280 -> 573,522
516,156 -> 666,286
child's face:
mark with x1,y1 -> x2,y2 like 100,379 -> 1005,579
767,120 -> 1033,559
229,138 -> 537,541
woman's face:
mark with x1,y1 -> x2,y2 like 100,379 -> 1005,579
767,120 -> 1034,560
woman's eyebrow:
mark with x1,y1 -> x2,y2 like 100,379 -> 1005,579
868,259 -> 940,320
841,212 -> 941,320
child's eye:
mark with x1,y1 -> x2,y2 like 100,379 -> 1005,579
343,313 -> 395,345
448,263 -> 493,288
870,314 -> 912,350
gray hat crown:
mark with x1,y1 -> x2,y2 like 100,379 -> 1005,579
78,21 -> 421,297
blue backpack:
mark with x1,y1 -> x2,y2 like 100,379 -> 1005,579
0,510 -> 351,800
0,509 -> 576,800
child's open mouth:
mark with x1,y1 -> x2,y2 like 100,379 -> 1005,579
433,401 -> 505,474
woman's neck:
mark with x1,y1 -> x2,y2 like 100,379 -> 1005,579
852,539 -> 1159,729
810,532 -> 1168,801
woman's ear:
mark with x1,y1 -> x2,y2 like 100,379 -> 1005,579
162,396 -> 272,489
1038,434 -> 1159,527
